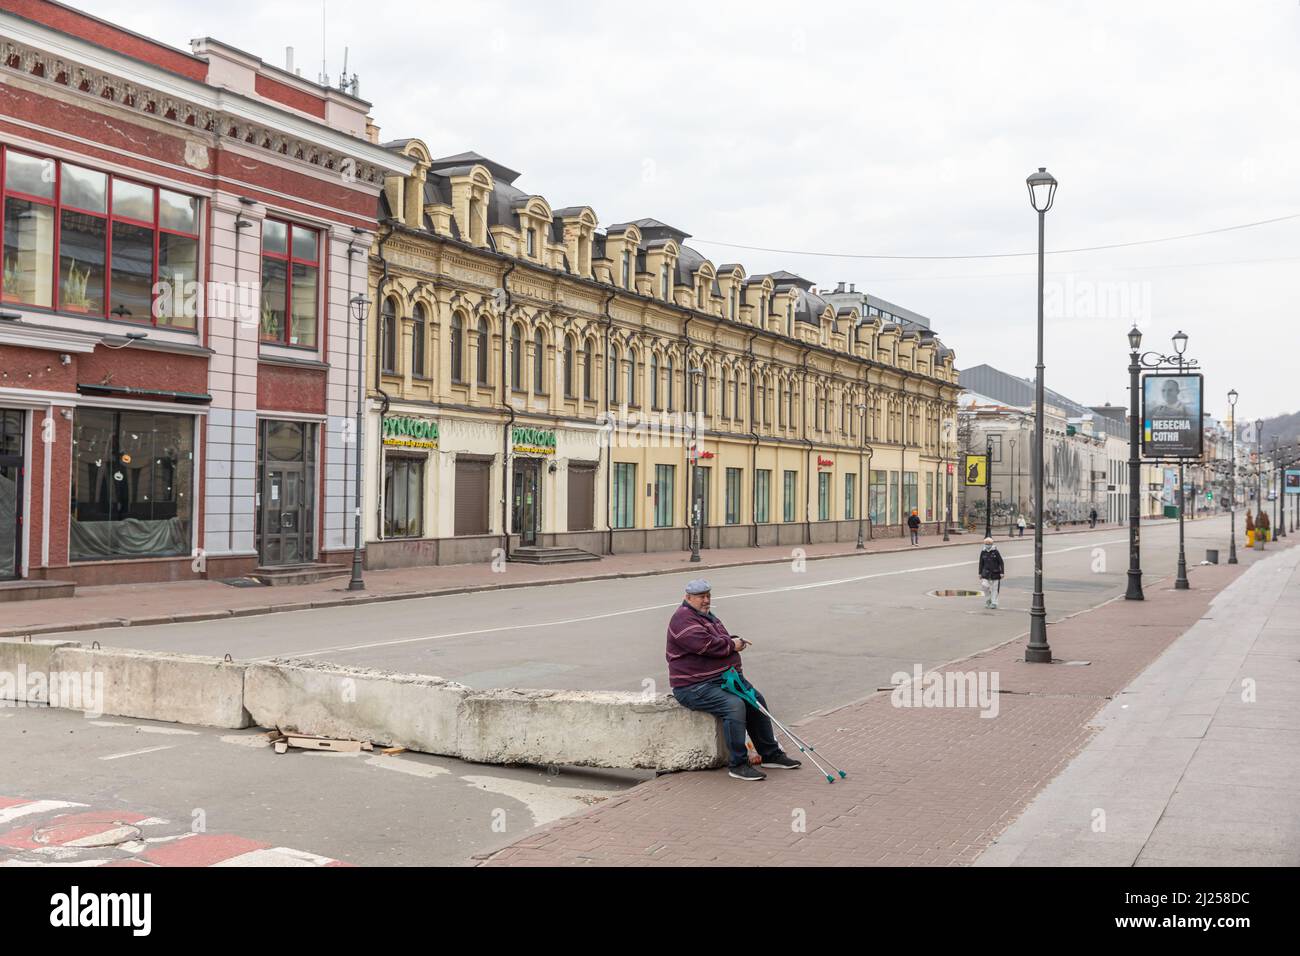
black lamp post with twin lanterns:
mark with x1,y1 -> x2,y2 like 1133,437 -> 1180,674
1126,327 -> 1198,593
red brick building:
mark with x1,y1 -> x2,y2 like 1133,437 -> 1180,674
0,0 -> 411,586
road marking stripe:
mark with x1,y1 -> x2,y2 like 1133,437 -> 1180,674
99,746 -> 174,761
0,800 -> 86,824
212,846 -> 337,867
276,537 -> 1130,660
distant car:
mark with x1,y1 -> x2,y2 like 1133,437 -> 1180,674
1267,490 -> 1277,501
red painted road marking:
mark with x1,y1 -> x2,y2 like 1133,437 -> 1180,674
0,797 -> 350,867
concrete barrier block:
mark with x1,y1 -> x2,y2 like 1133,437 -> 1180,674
50,646 -> 249,728
243,659 -> 468,755
0,638 -> 81,704
456,690 -> 726,770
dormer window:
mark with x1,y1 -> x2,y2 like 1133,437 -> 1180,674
786,301 -> 793,337
621,250 -> 631,288
527,227 -> 536,258
730,286 -> 738,320
661,262 -> 671,300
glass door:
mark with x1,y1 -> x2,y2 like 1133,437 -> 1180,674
0,409 -> 23,579
257,420 -> 316,566
512,459 -> 541,546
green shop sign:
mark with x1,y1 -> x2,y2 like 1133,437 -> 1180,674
512,426 -> 556,455
383,416 -> 439,449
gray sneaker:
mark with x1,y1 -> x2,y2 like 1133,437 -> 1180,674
728,764 -> 766,781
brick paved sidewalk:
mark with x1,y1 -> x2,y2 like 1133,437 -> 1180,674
0,518 -> 1163,639
477,538 -> 1290,867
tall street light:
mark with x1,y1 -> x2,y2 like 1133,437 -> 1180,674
983,436 -> 994,540
1025,166 -> 1057,664
942,419 -> 953,542
1273,438 -> 1285,540
1172,330 -> 1190,590
347,293 -> 370,591
1126,326 -> 1145,599
1255,418 -> 1263,547
1227,389 -> 1238,564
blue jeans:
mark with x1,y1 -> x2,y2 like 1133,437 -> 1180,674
673,673 -> 781,767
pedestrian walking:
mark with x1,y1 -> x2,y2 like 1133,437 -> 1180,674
666,579 -> 801,781
978,537 -> 1004,609
907,510 -> 921,545
1089,507 -> 1098,529
1017,515 -> 1026,537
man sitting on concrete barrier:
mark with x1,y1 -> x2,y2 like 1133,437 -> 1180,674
666,579 -> 800,781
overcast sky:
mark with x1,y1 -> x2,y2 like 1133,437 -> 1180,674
74,0 -> 1300,423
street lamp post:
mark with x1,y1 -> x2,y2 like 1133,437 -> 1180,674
347,293 -> 370,591
1025,166 -> 1057,663
942,419 -> 953,542
1172,330 -> 1190,590
1255,419 -> 1263,549
1274,439 -> 1285,540
1227,389 -> 1238,564
1126,326 -> 1145,598
1008,437 -> 1017,538
984,436 -> 993,539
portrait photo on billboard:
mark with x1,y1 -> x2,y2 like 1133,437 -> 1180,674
1142,373 -> 1203,458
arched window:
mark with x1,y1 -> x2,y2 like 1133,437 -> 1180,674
450,313 -> 464,382
381,297 -> 398,375
608,346 -> 620,404
627,348 -> 638,405
651,353 -> 660,409
511,323 -> 523,390
564,335 -> 575,397
583,337 -> 594,400
722,369 -> 730,419
476,318 -> 489,385
411,303 -> 426,378
702,366 -> 711,417
733,372 -> 740,420
666,355 -> 675,412
533,328 -> 545,393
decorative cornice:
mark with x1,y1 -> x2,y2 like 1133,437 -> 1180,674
0,34 -> 386,185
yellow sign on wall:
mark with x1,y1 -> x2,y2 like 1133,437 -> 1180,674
964,454 -> 988,486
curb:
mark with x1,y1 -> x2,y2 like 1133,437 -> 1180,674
0,518 -> 1187,638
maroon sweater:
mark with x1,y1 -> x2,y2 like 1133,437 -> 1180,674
666,601 -> 741,688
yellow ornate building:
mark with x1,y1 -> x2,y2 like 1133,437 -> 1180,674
361,140 -> 961,567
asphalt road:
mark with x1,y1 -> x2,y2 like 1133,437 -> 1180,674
66,516 -> 1235,720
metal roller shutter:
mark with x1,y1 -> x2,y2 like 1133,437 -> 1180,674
568,463 -> 595,531
454,458 -> 491,535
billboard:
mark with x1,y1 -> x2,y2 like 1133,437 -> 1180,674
1142,373 -> 1203,458
1286,468 -> 1300,495
964,454 -> 987,486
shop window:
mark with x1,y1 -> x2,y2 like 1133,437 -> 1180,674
384,456 -> 424,538
613,462 -> 636,529
845,473 -> 857,520
1,149 -> 198,327
70,408 -> 194,561
260,218 -> 319,347
725,468 -> 742,525
755,469 -> 770,524
783,470 -> 797,522
654,464 -> 675,528
818,472 -> 831,521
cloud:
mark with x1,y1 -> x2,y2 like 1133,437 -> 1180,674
73,0 -> 1300,417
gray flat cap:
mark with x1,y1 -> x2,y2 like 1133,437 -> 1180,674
684,579 -> 712,595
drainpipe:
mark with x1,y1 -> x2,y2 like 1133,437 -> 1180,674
745,328 -> 760,547
602,288 -> 616,555
799,345 -> 813,545
498,260 -> 516,558
372,226 -> 396,548
680,314 -> 693,553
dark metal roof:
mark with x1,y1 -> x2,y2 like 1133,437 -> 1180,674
426,151 -> 522,185
631,218 -> 690,245
959,364 -> 1091,416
